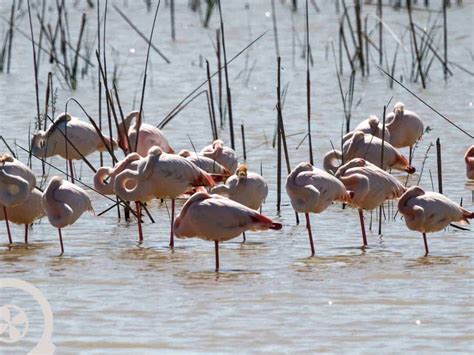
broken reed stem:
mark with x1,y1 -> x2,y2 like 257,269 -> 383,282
407,0 -> 426,88
305,0 -> 314,165
206,60 -> 218,140
436,137 -> 443,194
217,0 -> 235,149
170,0 -> 175,41
6,0 -> 15,73
36,0 -> 46,71
442,0 -> 448,78
378,105 -> 387,235
241,124 -> 246,160
71,12 -> 87,89
216,29 -> 223,127
377,0 -> 382,66
270,0 -> 280,59
26,0 -> 41,134
97,0 -> 103,166
354,0 -> 365,76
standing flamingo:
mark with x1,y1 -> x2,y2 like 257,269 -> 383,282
114,146 -> 215,246
286,162 -> 353,255
212,164 -> 268,242
354,115 -> 391,141
323,131 -> 415,174
385,102 -> 424,149
200,139 -> 239,173
174,192 -> 282,271
0,154 -> 36,244
465,145 -> 474,180
42,176 -> 92,254
31,112 -> 117,182
178,150 -> 230,176
0,188 -> 45,244
117,110 -> 174,156
398,186 -> 474,255
335,158 -> 406,247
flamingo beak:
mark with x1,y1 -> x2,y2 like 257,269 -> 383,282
405,166 -> 416,174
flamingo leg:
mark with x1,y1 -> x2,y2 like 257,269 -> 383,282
136,202 -> 143,244
358,209 -> 368,247
58,228 -> 64,255
68,160 -> 75,184
169,199 -> 175,248
305,213 -> 315,256
422,233 -> 429,256
215,240 -> 219,272
3,206 -> 12,244
242,232 -> 246,243
24,224 -> 28,244
409,146 -> 413,165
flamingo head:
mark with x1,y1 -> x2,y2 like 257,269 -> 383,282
54,112 -> 72,125
147,146 -> 163,157
31,131 -> 49,157
212,139 -> 224,151
393,102 -> 405,115
236,164 -> 248,178
465,145 -> 474,162
178,149 -> 192,158
367,115 -> 380,129
0,154 -> 14,165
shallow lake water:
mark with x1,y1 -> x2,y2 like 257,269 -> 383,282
1,0 -> 473,353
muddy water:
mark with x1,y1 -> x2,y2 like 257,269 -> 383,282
1,0 -> 473,353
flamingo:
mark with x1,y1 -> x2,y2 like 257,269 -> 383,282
178,149 -> 230,176
335,158 -> 406,247
323,131 -> 415,175
212,164 -> 268,242
385,102 -> 424,149
0,154 -> 36,244
174,192 -> 282,271
354,115 -> 391,141
94,153 -> 141,196
200,139 -> 239,173
117,110 -> 174,156
398,186 -> 474,255
0,188 -> 45,244
42,176 -> 92,255
465,145 -> 474,180
114,146 -> 215,246
286,162 -> 353,255
31,112 -> 117,182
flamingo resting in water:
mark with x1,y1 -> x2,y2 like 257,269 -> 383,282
465,145 -> 474,180
0,154 -> 37,244
385,102 -> 424,149
0,188 -> 45,244
31,112 -> 117,182
200,139 -> 239,174
114,146 -> 215,246
323,131 -> 416,175
174,192 -> 282,271
42,176 -> 92,254
117,110 -> 174,156
286,162 -> 353,255
335,158 -> 406,247
398,186 -> 474,255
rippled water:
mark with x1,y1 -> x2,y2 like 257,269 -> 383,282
1,0 -> 473,353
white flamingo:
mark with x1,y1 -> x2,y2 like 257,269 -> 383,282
385,102 -> 424,149
286,162 -> 353,255
200,139 -> 239,173
174,192 -> 282,271
42,176 -> 92,254
398,186 -> 474,255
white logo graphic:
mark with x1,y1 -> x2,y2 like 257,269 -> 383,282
0,278 -> 55,354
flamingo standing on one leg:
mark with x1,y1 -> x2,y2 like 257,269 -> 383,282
0,188 -> 45,244
286,162 -> 353,255
464,145 -> 474,180
212,164 -> 268,242
174,192 -> 282,271
200,139 -> 239,174
335,158 -> 406,247
31,112 -> 117,182
42,176 -> 92,254
323,132 -> 416,175
398,186 -> 474,255
0,154 -> 36,244
114,146 -> 215,246
117,110 -> 174,156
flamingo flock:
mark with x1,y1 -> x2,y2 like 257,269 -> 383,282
1,102 -> 473,271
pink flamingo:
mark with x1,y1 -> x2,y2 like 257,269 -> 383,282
398,186 -> 474,255
31,112 -> 117,182
354,115 -> 391,141
286,162 -> 353,255
0,188 -> 45,244
335,158 -> 406,247
324,131 -> 415,175
179,149 -> 230,176
0,154 -> 36,244
117,110 -> 174,156
42,176 -> 92,254
114,146 -> 215,246
465,145 -> 474,180
174,192 -> 282,271
94,153 -> 142,196
385,102 -> 424,149
200,139 -> 239,173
